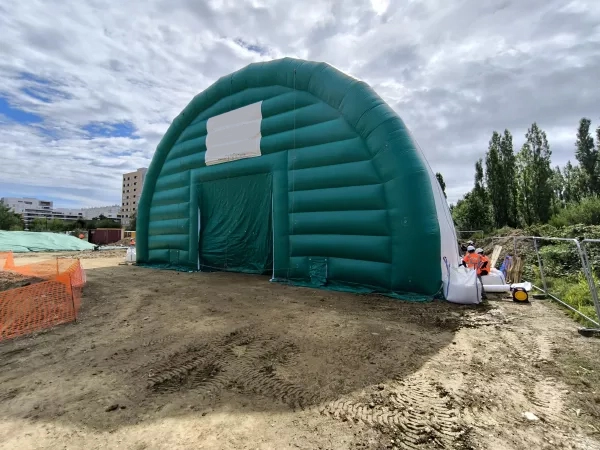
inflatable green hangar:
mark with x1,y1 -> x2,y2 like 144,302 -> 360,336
136,57 -> 460,300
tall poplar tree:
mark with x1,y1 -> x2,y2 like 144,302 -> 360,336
485,131 -> 503,227
500,130 -> 518,226
517,123 -> 553,224
575,118 -> 597,195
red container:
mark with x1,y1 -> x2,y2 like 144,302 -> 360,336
88,228 -> 122,245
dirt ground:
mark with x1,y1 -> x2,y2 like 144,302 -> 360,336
0,272 -> 44,292
12,248 -> 129,261
1,254 -> 599,450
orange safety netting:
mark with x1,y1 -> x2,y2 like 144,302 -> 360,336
0,251 -> 86,342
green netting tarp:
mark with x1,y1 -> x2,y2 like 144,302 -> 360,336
0,231 -> 96,253
199,173 -> 273,274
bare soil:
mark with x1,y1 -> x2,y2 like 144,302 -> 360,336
0,272 -> 44,292
0,256 -> 599,450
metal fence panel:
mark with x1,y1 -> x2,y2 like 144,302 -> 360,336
491,235 -> 600,328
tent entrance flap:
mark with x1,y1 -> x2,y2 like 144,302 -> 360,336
199,173 -> 273,274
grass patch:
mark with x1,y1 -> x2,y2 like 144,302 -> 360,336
538,274 -> 600,326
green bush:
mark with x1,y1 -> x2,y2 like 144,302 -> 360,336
538,243 -> 582,278
550,197 -> 600,227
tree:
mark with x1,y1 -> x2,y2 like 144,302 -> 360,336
500,130 -> 519,227
451,191 -> 493,232
552,166 -> 566,207
517,123 -> 553,224
550,166 -> 567,215
485,131 -> 503,227
485,130 -> 519,228
127,212 -> 137,231
575,118 -> 597,195
517,142 -> 535,225
0,203 -> 24,231
28,218 -> 68,232
561,161 -> 586,204
529,123 -> 554,223
473,158 -> 488,206
89,218 -> 121,229
74,218 -> 87,230
435,173 -> 447,198
47,219 -> 65,232
451,159 -> 493,231
596,125 -> 600,186
29,218 -> 48,232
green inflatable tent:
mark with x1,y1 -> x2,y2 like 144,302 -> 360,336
137,57 -> 460,299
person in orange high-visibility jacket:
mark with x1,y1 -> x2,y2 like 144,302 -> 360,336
461,246 -> 482,270
460,246 -> 488,299
476,248 -> 490,276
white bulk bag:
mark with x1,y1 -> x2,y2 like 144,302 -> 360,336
126,247 -> 136,263
443,257 -> 482,304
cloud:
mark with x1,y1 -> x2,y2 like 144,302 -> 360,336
0,0 -> 599,208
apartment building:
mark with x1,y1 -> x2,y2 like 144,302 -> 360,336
0,197 -> 84,226
81,205 -> 122,221
121,167 -> 147,226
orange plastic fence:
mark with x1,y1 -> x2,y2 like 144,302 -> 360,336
1,251 -> 15,270
0,252 -> 86,342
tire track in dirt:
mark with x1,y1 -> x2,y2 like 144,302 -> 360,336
103,334 -> 183,376
499,328 -> 542,363
457,319 -> 567,437
432,327 -> 512,431
135,327 -> 317,409
527,379 -> 566,424
454,384 -> 504,429
237,366 -> 318,409
520,334 -> 565,424
498,327 -> 564,419
535,334 -> 554,361
319,374 -> 467,449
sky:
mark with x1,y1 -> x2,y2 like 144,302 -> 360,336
1,0 -> 599,208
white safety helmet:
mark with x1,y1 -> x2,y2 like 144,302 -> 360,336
467,240 -> 474,245
476,248 -> 483,254
467,245 -> 475,252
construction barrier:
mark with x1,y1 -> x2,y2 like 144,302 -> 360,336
1,251 -> 15,270
0,252 -> 86,342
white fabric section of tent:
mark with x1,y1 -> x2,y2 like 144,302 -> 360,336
424,169 -> 479,303
205,101 -> 263,166
408,134 -> 478,303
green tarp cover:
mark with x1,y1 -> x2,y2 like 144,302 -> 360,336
136,57 -> 460,300
0,231 -> 96,253
199,173 -> 273,274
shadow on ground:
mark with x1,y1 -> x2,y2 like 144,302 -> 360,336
0,265 -> 479,434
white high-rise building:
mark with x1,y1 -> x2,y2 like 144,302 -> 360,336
121,167 -> 147,226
